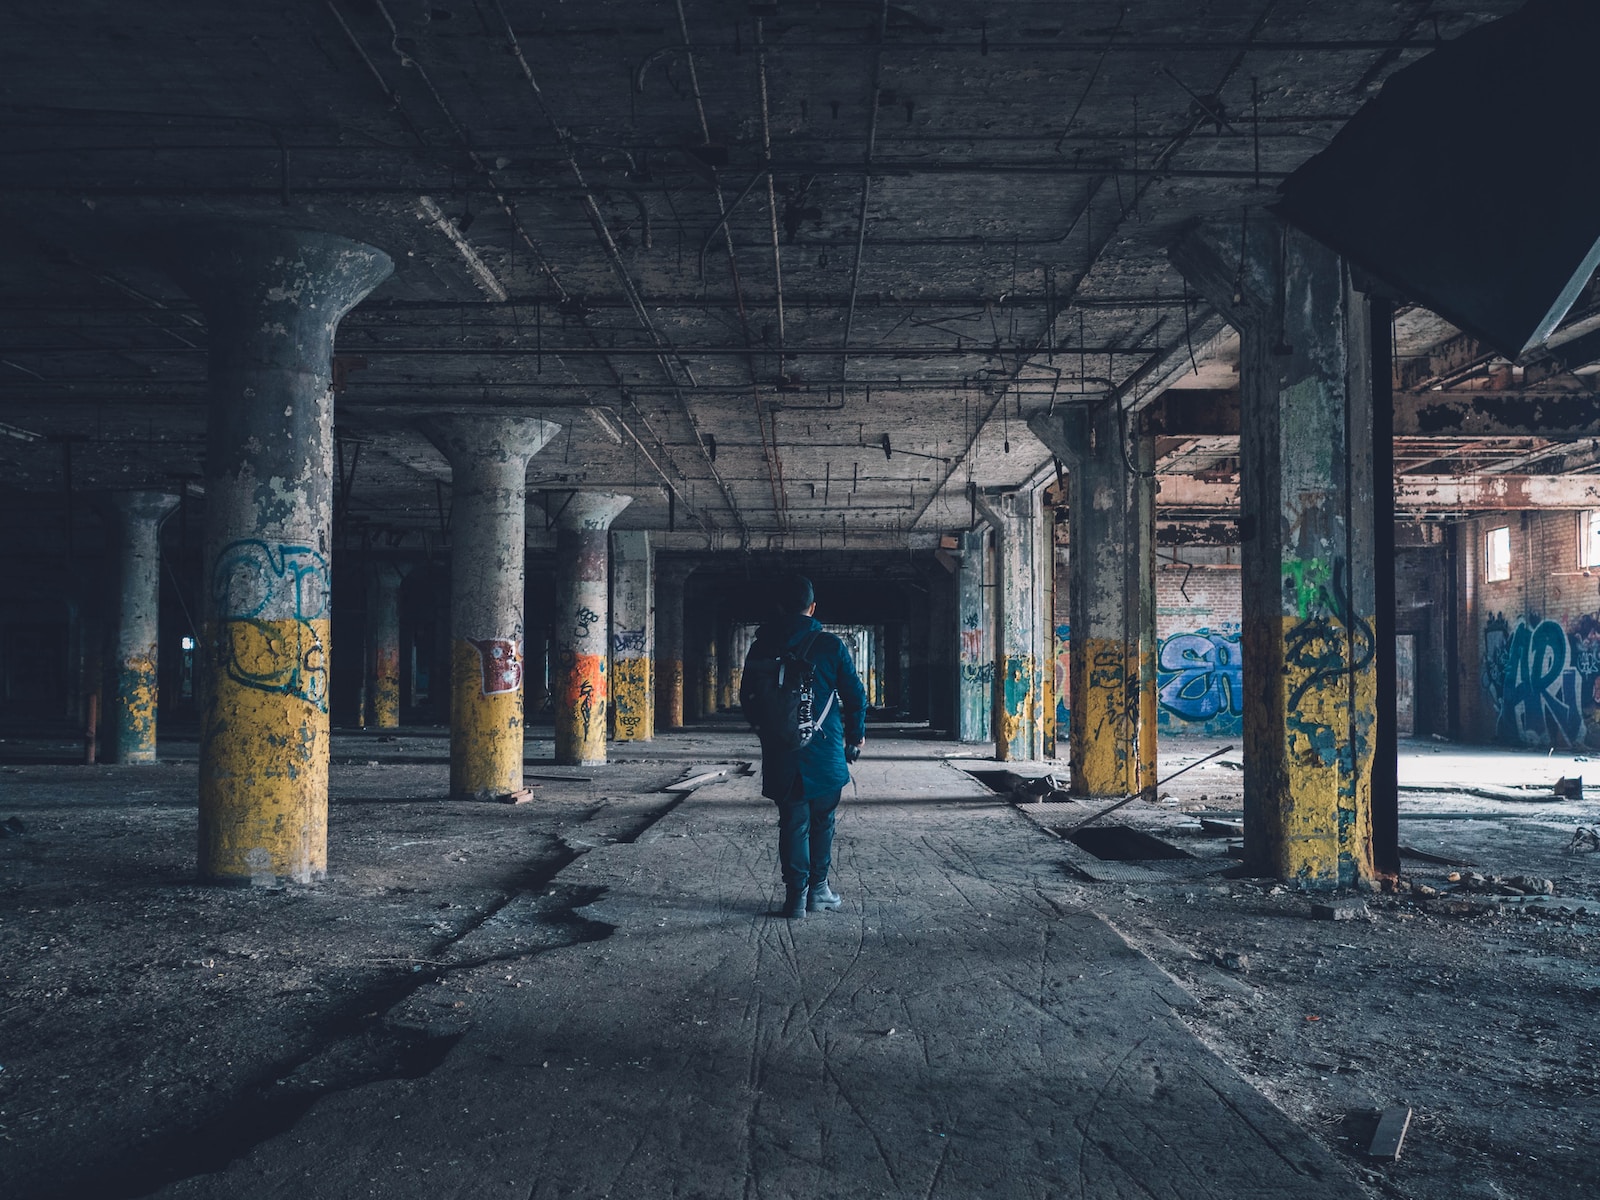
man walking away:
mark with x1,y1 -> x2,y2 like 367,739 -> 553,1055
739,575 -> 867,919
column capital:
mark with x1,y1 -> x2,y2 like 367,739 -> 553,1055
1169,209 -> 1290,326
101,490 -> 180,526
418,414 -> 561,475
156,223 -> 393,338
551,490 -> 633,533
1027,407 -> 1090,467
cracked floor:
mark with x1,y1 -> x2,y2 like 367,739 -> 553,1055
3,728 -> 1595,1198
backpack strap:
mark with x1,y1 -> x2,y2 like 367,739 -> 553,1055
796,629 -> 824,664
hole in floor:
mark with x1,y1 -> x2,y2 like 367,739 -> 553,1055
1066,825 -> 1192,861
961,769 -> 1030,794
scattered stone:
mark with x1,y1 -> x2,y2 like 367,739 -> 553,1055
1311,899 -> 1367,922
1213,949 -> 1249,972
1507,875 -> 1555,895
1414,884 -> 1439,898
0,816 -> 26,837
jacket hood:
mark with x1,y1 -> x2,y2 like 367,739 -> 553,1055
757,612 -> 821,647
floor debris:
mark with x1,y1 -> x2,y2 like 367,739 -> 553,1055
1366,1106 -> 1413,1161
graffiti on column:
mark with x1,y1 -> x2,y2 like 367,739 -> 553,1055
211,539 -> 330,710
573,605 -> 601,642
468,637 -> 524,695
959,612 -> 993,682
1483,613 -> 1585,745
613,627 -> 647,655
1157,627 -> 1243,733
1280,558 -> 1374,774
1054,623 -> 1070,731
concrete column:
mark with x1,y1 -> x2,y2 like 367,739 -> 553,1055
713,618 -> 733,711
162,225 -> 391,883
975,491 -> 1042,762
729,622 -> 753,708
655,562 -> 690,730
956,528 -> 993,743
610,530 -> 653,742
553,492 -> 633,765
421,415 -> 560,800
698,611 -> 719,718
1174,214 -> 1377,888
366,563 -> 405,729
1030,403 -> 1157,796
429,564 -> 452,726
104,491 -> 179,764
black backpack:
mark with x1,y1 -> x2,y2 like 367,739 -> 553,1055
741,631 -> 836,751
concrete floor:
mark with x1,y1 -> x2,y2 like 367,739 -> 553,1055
2,724 -> 1596,1198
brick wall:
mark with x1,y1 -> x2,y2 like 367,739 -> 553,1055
1456,510 -> 1600,748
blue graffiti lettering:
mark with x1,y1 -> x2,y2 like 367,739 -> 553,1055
1496,618 -> 1584,745
1157,629 -> 1243,723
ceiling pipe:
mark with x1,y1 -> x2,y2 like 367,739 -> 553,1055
839,0 -> 891,390
332,0 -> 710,537
672,0 -> 787,534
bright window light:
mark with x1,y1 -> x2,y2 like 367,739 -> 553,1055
1485,525 -> 1511,582
1582,510 -> 1600,568
181,636 -> 196,650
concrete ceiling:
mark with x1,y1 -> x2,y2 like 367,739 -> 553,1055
8,0 -> 1588,555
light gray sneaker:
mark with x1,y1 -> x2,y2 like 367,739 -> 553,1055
807,880 -> 842,911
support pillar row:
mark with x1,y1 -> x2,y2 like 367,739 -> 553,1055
422,415 -> 560,801
974,491 -> 1042,761
553,492 -> 632,765
104,491 -> 180,764
956,528 -> 992,744
366,563 -> 405,729
165,225 -> 392,883
610,530 -> 653,742
655,561 -> 691,730
1030,403 -> 1158,797
1174,213 -> 1378,888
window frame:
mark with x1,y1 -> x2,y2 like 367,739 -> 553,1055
1580,510 -> 1600,569
1485,525 -> 1511,582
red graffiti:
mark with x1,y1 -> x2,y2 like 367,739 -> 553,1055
469,637 -> 523,696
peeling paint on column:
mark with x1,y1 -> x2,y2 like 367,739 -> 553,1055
367,564 -> 404,728
1172,215 -> 1378,888
1029,401 -> 1157,796
104,491 -> 179,764
419,414 -> 560,801
956,529 -> 992,743
610,530 -> 653,742
160,225 -> 391,884
975,492 -> 1044,762
655,562 -> 690,730
553,493 -> 632,765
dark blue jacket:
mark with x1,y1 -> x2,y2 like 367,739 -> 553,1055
740,614 -> 867,801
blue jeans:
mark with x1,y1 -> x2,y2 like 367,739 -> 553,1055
776,779 -> 840,893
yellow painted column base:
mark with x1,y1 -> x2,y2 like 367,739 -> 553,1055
372,647 -> 400,728
1249,614 -> 1376,888
450,638 -> 524,800
994,653 -> 1036,762
659,659 -> 685,730
116,650 -> 159,764
1069,638 -> 1156,796
612,656 -> 653,741
199,618 -> 330,883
